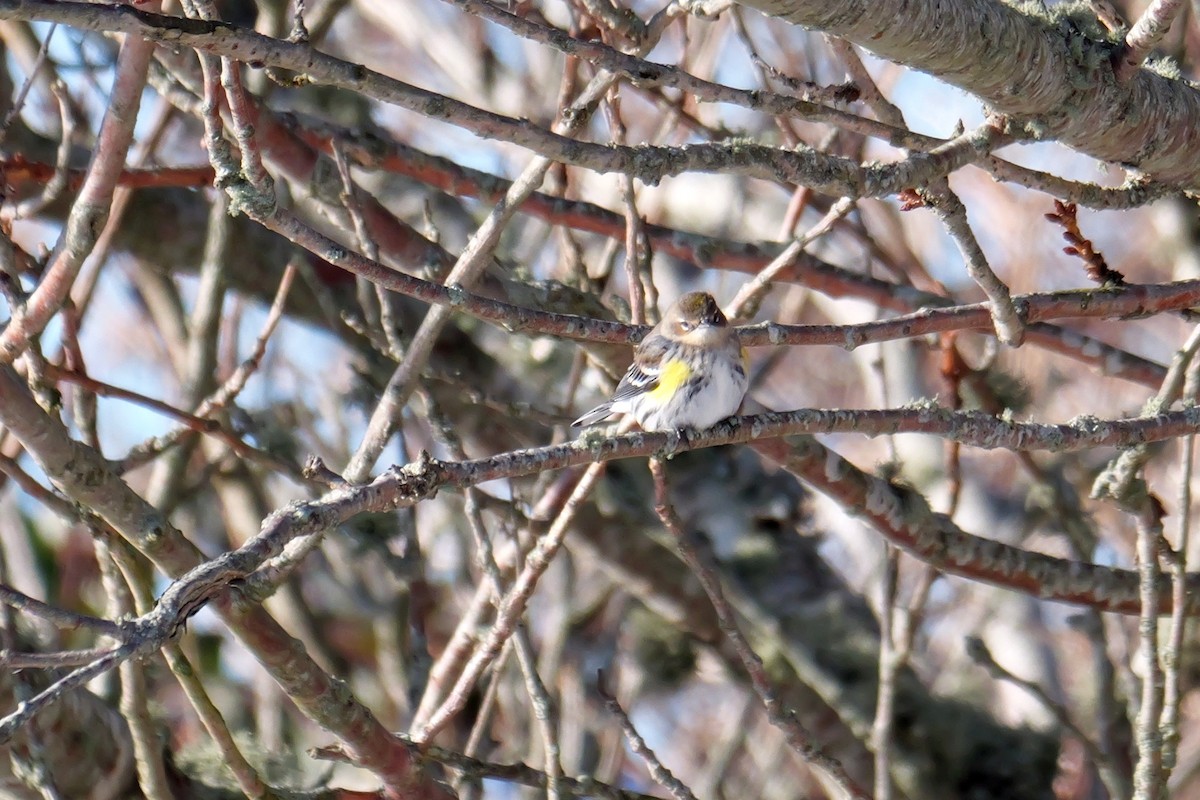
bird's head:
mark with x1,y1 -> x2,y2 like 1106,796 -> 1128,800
663,291 -> 731,346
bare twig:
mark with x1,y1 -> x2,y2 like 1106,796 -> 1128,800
163,644 -> 272,800
1117,0 -> 1186,79
966,636 -> 1130,799
0,584 -> 122,635
313,736 -> 661,800
0,7 -> 155,363
872,548 -> 900,800
343,5 -> 686,482
1160,433 -> 1192,781
1133,504 -> 1167,799
597,671 -> 698,800
412,460 -> 607,743
1093,324 -> 1200,503
727,197 -> 854,322
648,458 -> 871,800
929,188 -> 1025,345
261,201 -> 1198,390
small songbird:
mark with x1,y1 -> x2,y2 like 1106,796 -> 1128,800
573,291 -> 749,432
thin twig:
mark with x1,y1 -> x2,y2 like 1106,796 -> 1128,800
603,92 -> 648,326
43,364 -> 304,480
10,80 -> 75,219
0,6 -> 155,363
966,636 -> 1130,799
119,260 -> 297,473
94,532 -> 173,800
1133,504 -> 1167,799
929,189 -> 1025,345
259,199 -> 1197,389
0,19 -> 55,145
1093,323 -> 1200,503
452,400 -> 564,800
872,547 -> 900,800
410,580 -> 494,729
597,670 -> 698,800
1117,0 -> 1186,79
313,736 -> 662,800
1160,433 -> 1193,780
343,9 -> 683,482
0,584 -> 122,635
413,460 -> 608,743
648,458 -> 871,800
162,644 -> 272,800
0,646 -> 121,669
727,197 -> 854,322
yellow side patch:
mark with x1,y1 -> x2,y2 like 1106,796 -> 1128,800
646,359 -> 692,402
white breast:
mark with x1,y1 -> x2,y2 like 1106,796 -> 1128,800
630,349 -> 747,431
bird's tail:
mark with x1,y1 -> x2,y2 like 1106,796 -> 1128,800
572,402 -> 614,427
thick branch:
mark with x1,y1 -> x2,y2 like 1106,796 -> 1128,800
0,366 -> 451,799
0,0 -> 999,196
735,0 -> 1200,187
127,404 -> 1200,625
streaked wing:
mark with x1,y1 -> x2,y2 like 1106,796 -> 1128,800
609,360 -> 659,403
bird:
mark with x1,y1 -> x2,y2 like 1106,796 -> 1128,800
572,291 -> 749,432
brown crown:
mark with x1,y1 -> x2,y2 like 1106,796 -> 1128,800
671,291 -> 726,326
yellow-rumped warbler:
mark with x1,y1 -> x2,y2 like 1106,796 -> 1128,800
572,291 -> 749,432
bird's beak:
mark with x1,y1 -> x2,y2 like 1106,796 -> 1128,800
689,320 -> 728,345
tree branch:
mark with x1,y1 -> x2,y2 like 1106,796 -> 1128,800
734,0 -> 1200,187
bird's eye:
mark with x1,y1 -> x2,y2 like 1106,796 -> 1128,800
679,321 -> 694,332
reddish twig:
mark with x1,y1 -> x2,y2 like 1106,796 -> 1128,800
1045,201 -> 1126,285
0,18 -> 155,363
0,157 -> 213,192
41,364 -> 305,480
